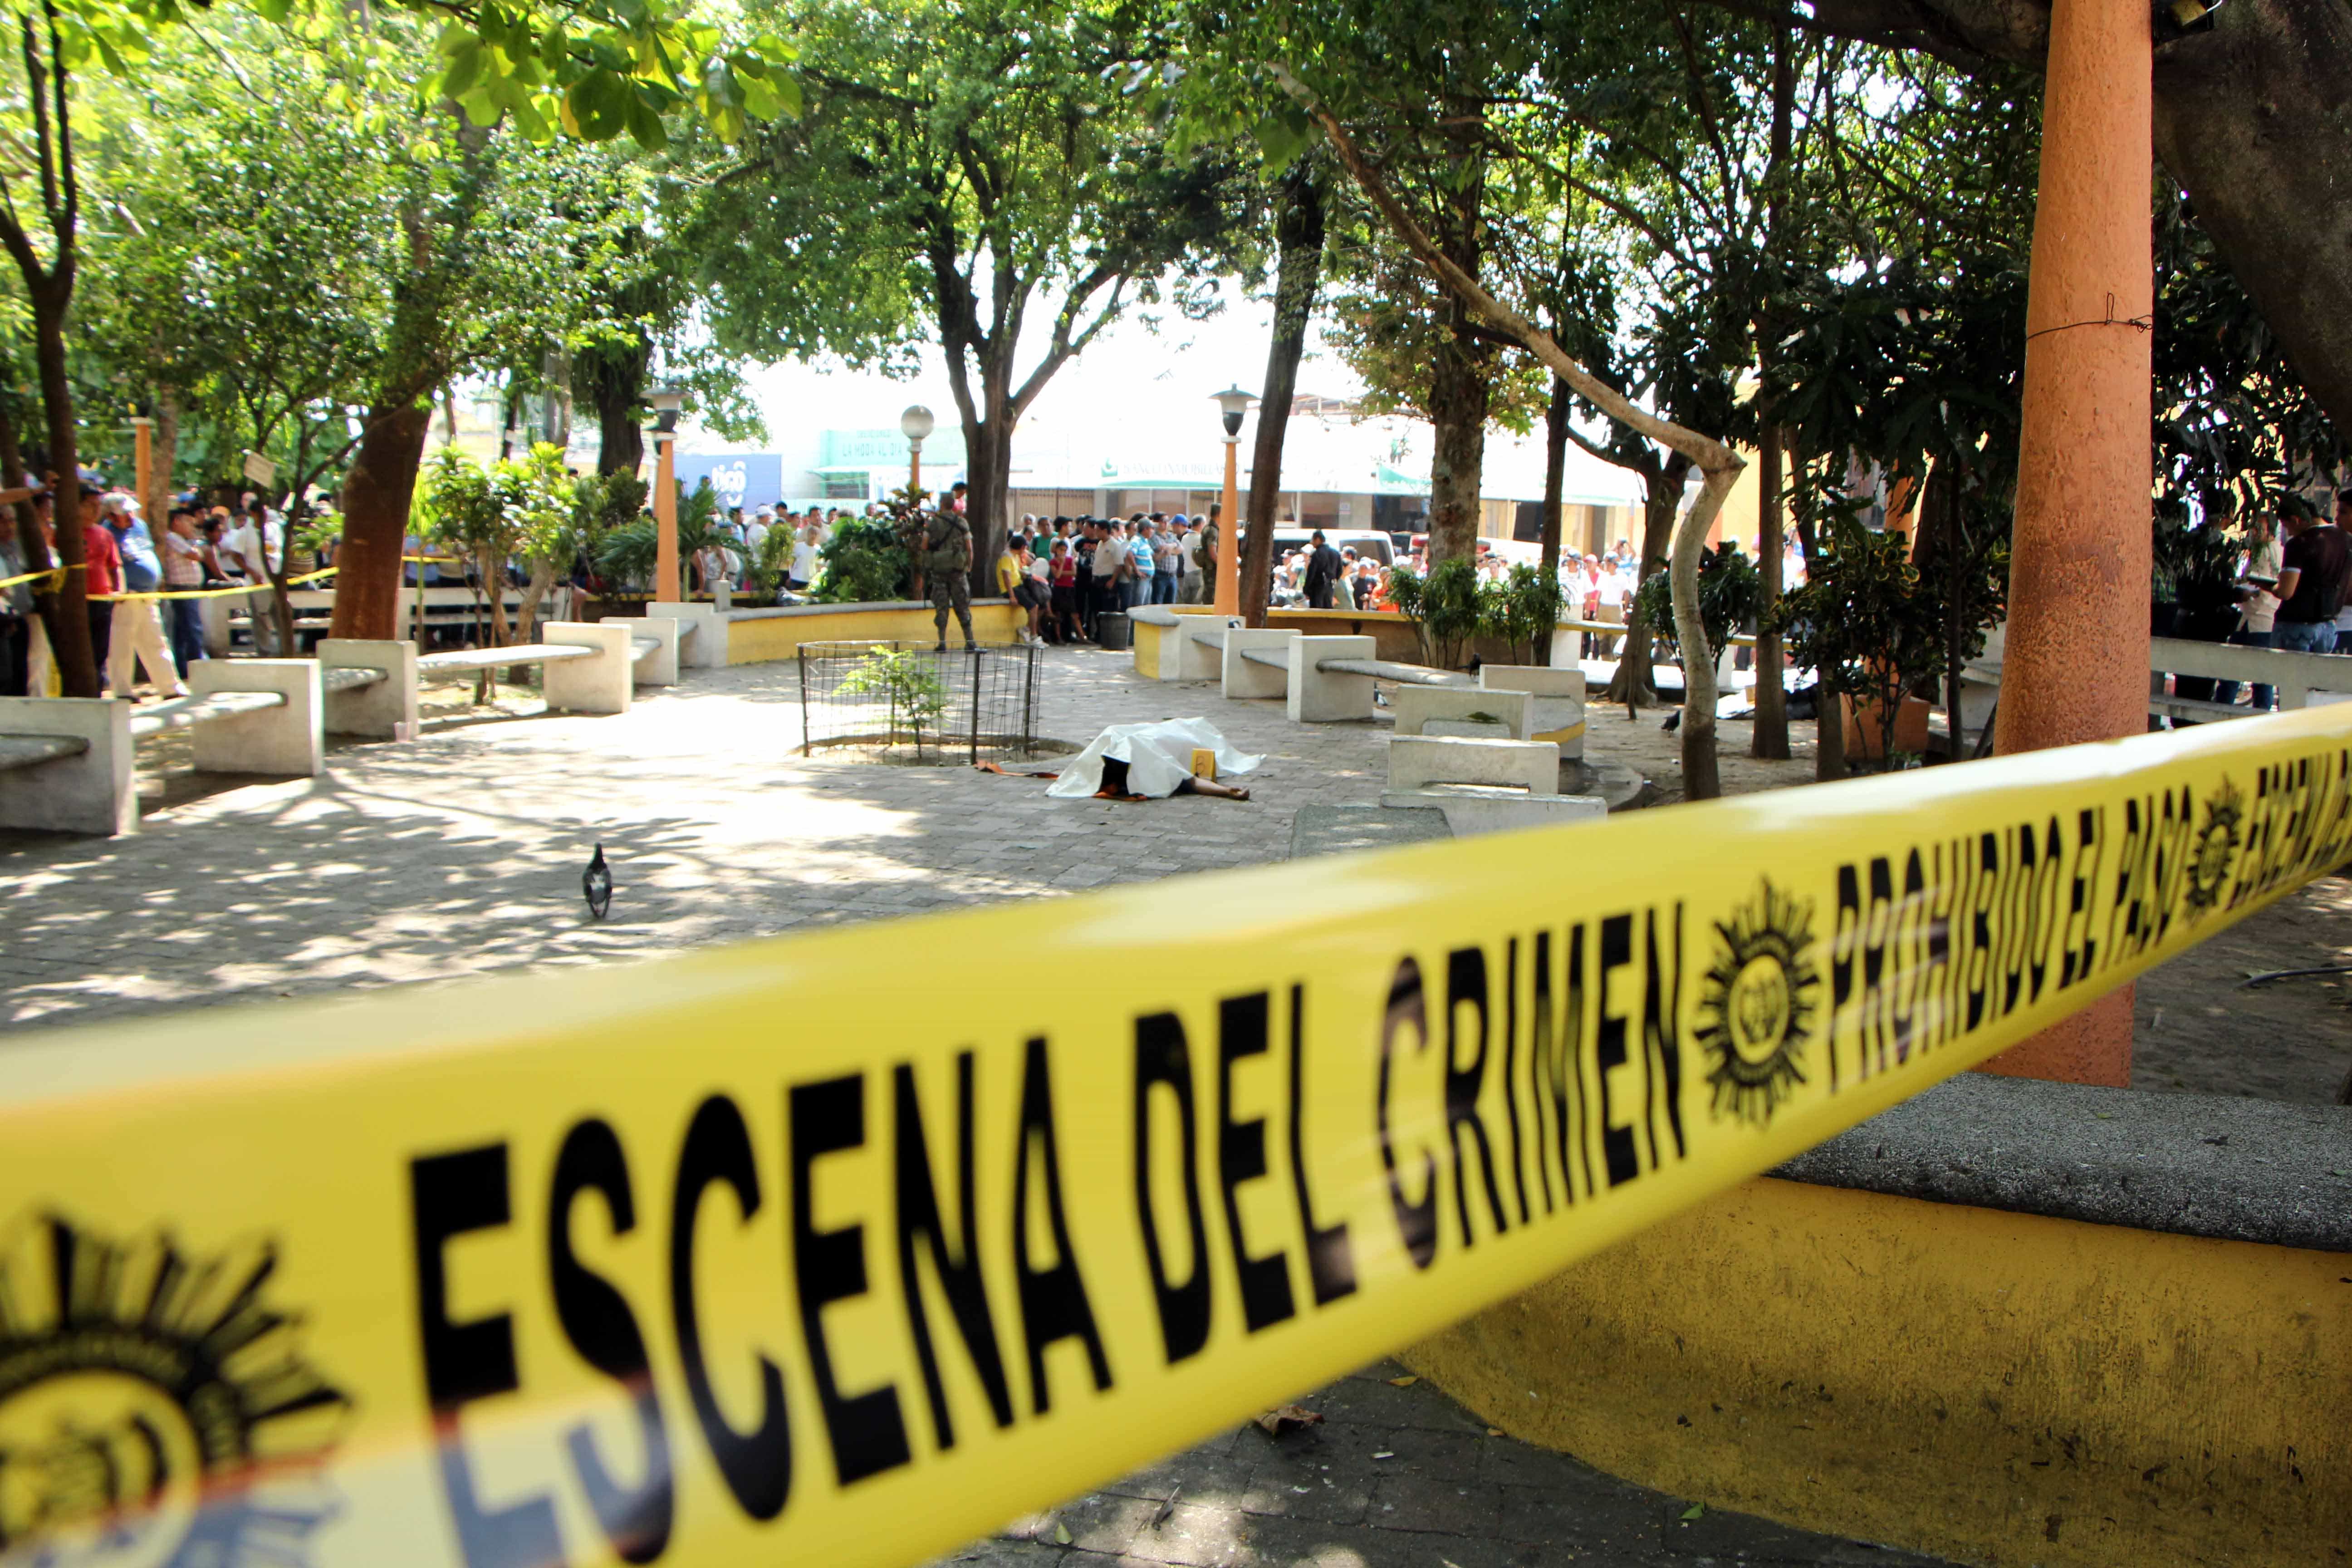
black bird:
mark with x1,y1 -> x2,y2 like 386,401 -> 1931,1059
583,844 -> 612,920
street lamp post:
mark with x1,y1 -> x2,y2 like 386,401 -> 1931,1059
1211,387 -> 1252,616
649,386 -> 685,603
900,405 -> 935,500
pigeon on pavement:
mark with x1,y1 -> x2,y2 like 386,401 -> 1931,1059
583,844 -> 612,920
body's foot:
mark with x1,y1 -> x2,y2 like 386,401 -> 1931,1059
965,641 -> 979,653
934,641 -> 947,652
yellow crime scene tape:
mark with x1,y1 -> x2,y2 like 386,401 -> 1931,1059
3,704 -> 2348,1568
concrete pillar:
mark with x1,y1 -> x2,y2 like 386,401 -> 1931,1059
188,659 -> 323,777
1984,0 -> 2151,1088
321,638 -> 420,740
541,622 -> 632,715
654,431 -> 680,604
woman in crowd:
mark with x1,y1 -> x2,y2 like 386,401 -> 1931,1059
1049,539 -> 1081,644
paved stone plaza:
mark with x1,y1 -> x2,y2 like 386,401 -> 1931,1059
0,646 -> 1957,1567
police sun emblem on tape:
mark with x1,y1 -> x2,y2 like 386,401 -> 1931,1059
1694,879 -> 1822,1129
0,1210 -> 350,1568
2184,779 -> 2244,919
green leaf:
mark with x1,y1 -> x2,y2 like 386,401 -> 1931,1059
1680,1504 -> 1706,1521
441,40 -> 488,99
626,93 -> 668,151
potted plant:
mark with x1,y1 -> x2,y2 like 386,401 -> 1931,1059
1773,516 -> 1982,768
1477,563 -> 1565,666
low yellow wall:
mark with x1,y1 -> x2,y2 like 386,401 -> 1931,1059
725,602 -> 1021,666
1404,1176 -> 2349,1568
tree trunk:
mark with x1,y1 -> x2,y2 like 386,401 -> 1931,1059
1424,104 -> 1488,571
1425,296 -> 1489,569
1752,424 -> 1791,758
1244,163 -> 1326,629
0,392 -> 65,692
1602,454 -> 1689,706
510,557 -> 558,684
960,395 -> 1014,599
590,339 -> 648,477
1539,375 -> 1569,591
1751,14 -> 1796,760
329,401 -> 433,641
30,290 -> 95,696
1674,468 -> 1738,800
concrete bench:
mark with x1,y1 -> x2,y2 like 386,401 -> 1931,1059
1379,735 -> 1609,837
1387,734 -> 1560,793
1179,618 -> 1240,682
1391,686 -> 1539,740
323,619 -> 684,740
1221,628 -> 1300,700
1480,665 -> 1587,758
0,659 -> 323,836
1289,636 -> 1381,722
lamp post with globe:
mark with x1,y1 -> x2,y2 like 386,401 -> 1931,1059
901,405 -> 935,500
1211,386 -> 1253,615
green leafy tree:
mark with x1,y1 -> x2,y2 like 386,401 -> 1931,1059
691,0 -> 1254,580
0,0 -> 793,696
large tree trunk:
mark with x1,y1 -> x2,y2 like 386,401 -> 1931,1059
1752,424 -> 1790,758
1244,162 -> 1326,629
145,390 -> 178,531
30,292 -> 95,696
961,394 -> 1014,600
1424,104 -> 1488,570
1602,453 -> 1690,706
329,401 -> 433,641
587,338 -> 648,477
1751,13 -> 1796,760
1426,298 -> 1489,569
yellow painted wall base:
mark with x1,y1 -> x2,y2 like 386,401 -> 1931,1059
1404,1176 -> 2349,1568
726,602 -> 1021,665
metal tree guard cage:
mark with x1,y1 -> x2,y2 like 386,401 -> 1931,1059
797,640 -> 1043,762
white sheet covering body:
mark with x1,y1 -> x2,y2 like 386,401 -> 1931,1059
1046,717 -> 1265,799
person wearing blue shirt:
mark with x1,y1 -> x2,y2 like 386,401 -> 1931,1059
102,493 -> 186,698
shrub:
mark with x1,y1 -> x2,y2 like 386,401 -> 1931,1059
1630,541 -> 1761,659
1477,563 -> 1564,666
1387,556 -> 1481,667
814,516 -> 911,603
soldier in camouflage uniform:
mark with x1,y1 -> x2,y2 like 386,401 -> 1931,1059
921,508 -> 975,651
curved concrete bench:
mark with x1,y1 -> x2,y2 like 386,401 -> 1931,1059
1404,1072 -> 2352,1568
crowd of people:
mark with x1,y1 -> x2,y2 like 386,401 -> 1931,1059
0,473 -> 293,700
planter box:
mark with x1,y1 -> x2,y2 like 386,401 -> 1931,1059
1841,691 -> 1930,760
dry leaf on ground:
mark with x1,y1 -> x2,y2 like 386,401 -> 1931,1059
1252,1404 -> 1325,1438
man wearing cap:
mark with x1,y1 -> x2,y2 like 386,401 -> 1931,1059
102,493 -> 186,698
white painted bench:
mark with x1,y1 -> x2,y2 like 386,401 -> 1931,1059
322,620 -> 687,739
0,659 -> 323,837
1391,686 -> 1539,740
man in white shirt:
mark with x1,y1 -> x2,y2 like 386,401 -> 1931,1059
1091,524 -> 1128,632
1593,567 -> 1629,658
225,506 -> 284,654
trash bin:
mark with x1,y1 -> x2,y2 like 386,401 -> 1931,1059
1096,611 -> 1132,651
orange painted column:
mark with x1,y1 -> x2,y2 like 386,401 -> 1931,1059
1215,437 -> 1241,616
653,430 -> 680,604
1983,0 -> 2152,1087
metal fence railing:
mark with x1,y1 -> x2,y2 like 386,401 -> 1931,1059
796,639 -> 1043,762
